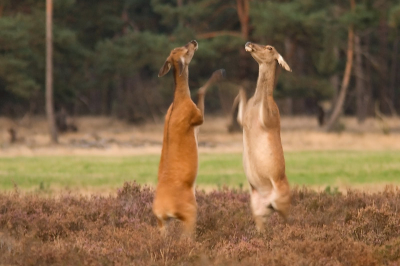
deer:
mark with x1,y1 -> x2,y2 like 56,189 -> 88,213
152,40 -> 225,238
237,42 -> 292,232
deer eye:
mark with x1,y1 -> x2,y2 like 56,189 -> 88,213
266,46 -> 272,50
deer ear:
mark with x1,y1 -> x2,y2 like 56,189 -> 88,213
177,57 -> 185,76
277,54 -> 292,72
158,60 -> 172,77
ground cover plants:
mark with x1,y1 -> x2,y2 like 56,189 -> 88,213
1,182 -> 399,265
1,151 -> 400,192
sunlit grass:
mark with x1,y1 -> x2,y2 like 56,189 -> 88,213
0,151 -> 399,193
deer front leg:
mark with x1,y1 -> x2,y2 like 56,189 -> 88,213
197,69 -> 225,115
195,69 -> 226,122
189,89 -> 206,128
197,88 -> 206,118
189,83 -> 208,126
237,88 -> 247,126
190,106 -> 204,127
188,80 -> 208,127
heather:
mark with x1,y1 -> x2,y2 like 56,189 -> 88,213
1,183 -> 400,265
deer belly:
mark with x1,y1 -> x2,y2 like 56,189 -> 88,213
243,132 -> 283,187
159,130 -> 199,185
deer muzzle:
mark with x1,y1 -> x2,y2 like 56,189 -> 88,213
190,40 -> 198,51
245,42 -> 253,52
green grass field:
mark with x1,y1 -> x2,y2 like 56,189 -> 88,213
0,151 -> 399,192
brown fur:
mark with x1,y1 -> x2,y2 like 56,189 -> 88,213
152,40 -> 225,238
238,42 -> 292,232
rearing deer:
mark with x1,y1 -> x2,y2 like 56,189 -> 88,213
237,42 -> 292,232
152,40 -> 224,238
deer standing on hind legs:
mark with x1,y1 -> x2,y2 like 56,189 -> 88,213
237,42 -> 292,232
152,40 -> 225,238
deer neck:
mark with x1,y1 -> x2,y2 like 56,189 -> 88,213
173,64 -> 191,102
254,63 -> 276,106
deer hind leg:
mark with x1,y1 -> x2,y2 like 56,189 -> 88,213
274,195 -> 290,222
177,199 -> 197,239
156,216 -> 168,237
153,200 -> 173,237
250,186 -> 274,232
271,184 -> 291,222
181,211 -> 196,239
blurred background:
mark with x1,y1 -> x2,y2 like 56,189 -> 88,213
1,0 -> 400,123
0,0 -> 399,194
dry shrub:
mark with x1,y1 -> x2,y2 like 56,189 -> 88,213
0,183 -> 400,265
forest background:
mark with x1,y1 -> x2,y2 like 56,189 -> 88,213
1,0 -> 400,129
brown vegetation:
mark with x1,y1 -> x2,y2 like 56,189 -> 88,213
1,182 -> 399,265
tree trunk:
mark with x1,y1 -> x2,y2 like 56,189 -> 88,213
282,37 -> 296,115
329,75 -> 340,113
46,0 -> 58,143
325,0 -> 355,132
378,10 -> 391,114
236,0 -> 250,81
365,34 -> 374,116
177,0 -> 184,26
113,74 -> 125,118
354,34 -> 367,123
327,45 -> 340,117
236,0 -> 249,38
390,31 -> 399,114
227,0 -> 251,132
101,86 -> 112,115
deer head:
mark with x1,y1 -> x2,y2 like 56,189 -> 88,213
245,42 -> 291,72
158,40 -> 199,77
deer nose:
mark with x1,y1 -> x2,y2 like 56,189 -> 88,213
245,42 -> 253,52
190,40 -> 198,50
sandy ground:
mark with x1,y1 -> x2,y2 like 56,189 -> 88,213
1,115 -> 400,157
